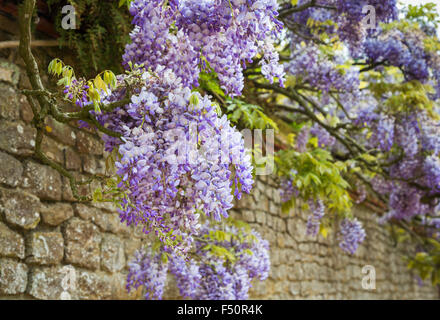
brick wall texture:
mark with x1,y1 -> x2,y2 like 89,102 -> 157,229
0,49 -> 439,300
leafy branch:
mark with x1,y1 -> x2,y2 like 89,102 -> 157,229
18,0 -> 132,201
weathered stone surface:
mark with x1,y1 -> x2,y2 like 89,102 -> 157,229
0,151 -> 23,187
41,135 -> 64,164
0,187 -> 40,229
28,266 -> 75,300
289,282 -> 301,296
76,270 -> 112,300
124,238 -> 142,262
22,161 -> 62,201
90,200 -> 118,213
40,203 -> 74,226
0,84 -> 19,120
239,210 -> 253,223
101,234 -> 125,273
111,273 -> 142,300
20,95 -> 34,124
94,213 -> 130,235
27,232 -> 64,265
273,188 -> 281,205
44,117 -> 76,147
234,193 -> 256,210
74,203 -> 101,220
0,258 -> 28,295
0,61 -> 19,85
76,130 -> 103,155
74,204 -> 128,235
83,155 -> 106,175
65,147 -> 82,171
255,210 -> 266,224
0,222 -> 25,259
62,173 -> 90,202
269,201 -> 279,215
64,218 -> 101,270
0,120 -> 35,156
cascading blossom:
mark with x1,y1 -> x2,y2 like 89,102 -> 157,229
126,222 -> 270,300
338,218 -> 366,254
307,199 -> 326,236
95,0 -> 285,255
285,0 -> 398,56
126,248 -> 169,300
123,0 -> 285,96
99,66 -> 254,254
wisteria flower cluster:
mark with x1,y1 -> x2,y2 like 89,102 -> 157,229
123,0 -> 285,96
127,221 -> 270,300
338,218 -> 366,254
286,0 -> 398,56
364,24 -> 440,98
99,67 -> 254,254
286,44 -> 360,96
306,199 -> 326,237
93,0 -> 286,255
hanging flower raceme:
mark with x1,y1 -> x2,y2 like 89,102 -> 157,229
94,0 -> 286,254
123,0 -> 285,96
127,220 -> 270,300
98,66 -> 253,254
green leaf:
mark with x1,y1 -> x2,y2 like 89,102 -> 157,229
92,187 -> 103,202
94,75 -> 108,93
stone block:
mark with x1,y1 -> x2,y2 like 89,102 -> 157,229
101,234 -> 125,273
41,135 -> 64,164
83,155 -> 106,175
0,221 -> 25,259
0,84 -> 19,120
40,203 -> 74,226
124,238 -> 142,263
28,266 -> 75,300
76,131 -> 103,155
20,95 -> 34,123
44,116 -> 77,147
76,270 -> 112,300
27,232 -> 64,265
22,161 -> 62,201
111,273 -> 143,300
0,258 -> 28,295
0,60 -> 19,85
65,147 -> 82,171
64,218 -> 101,270
0,187 -> 40,229
0,151 -> 23,187
0,120 -> 35,156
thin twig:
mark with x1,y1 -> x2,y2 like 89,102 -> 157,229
0,40 -> 59,50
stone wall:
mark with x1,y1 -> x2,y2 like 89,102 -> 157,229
0,47 -> 438,300
229,181 -> 439,299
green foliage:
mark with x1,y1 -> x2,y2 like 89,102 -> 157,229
198,71 -> 226,99
388,222 -> 440,286
48,58 -> 117,112
200,218 -> 258,264
226,99 -> 279,130
276,147 -> 352,216
405,3 -> 440,31
48,58 -> 75,85
368,79 -> 438,118
46,0 -> 133,76
400,233 -> 440,286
